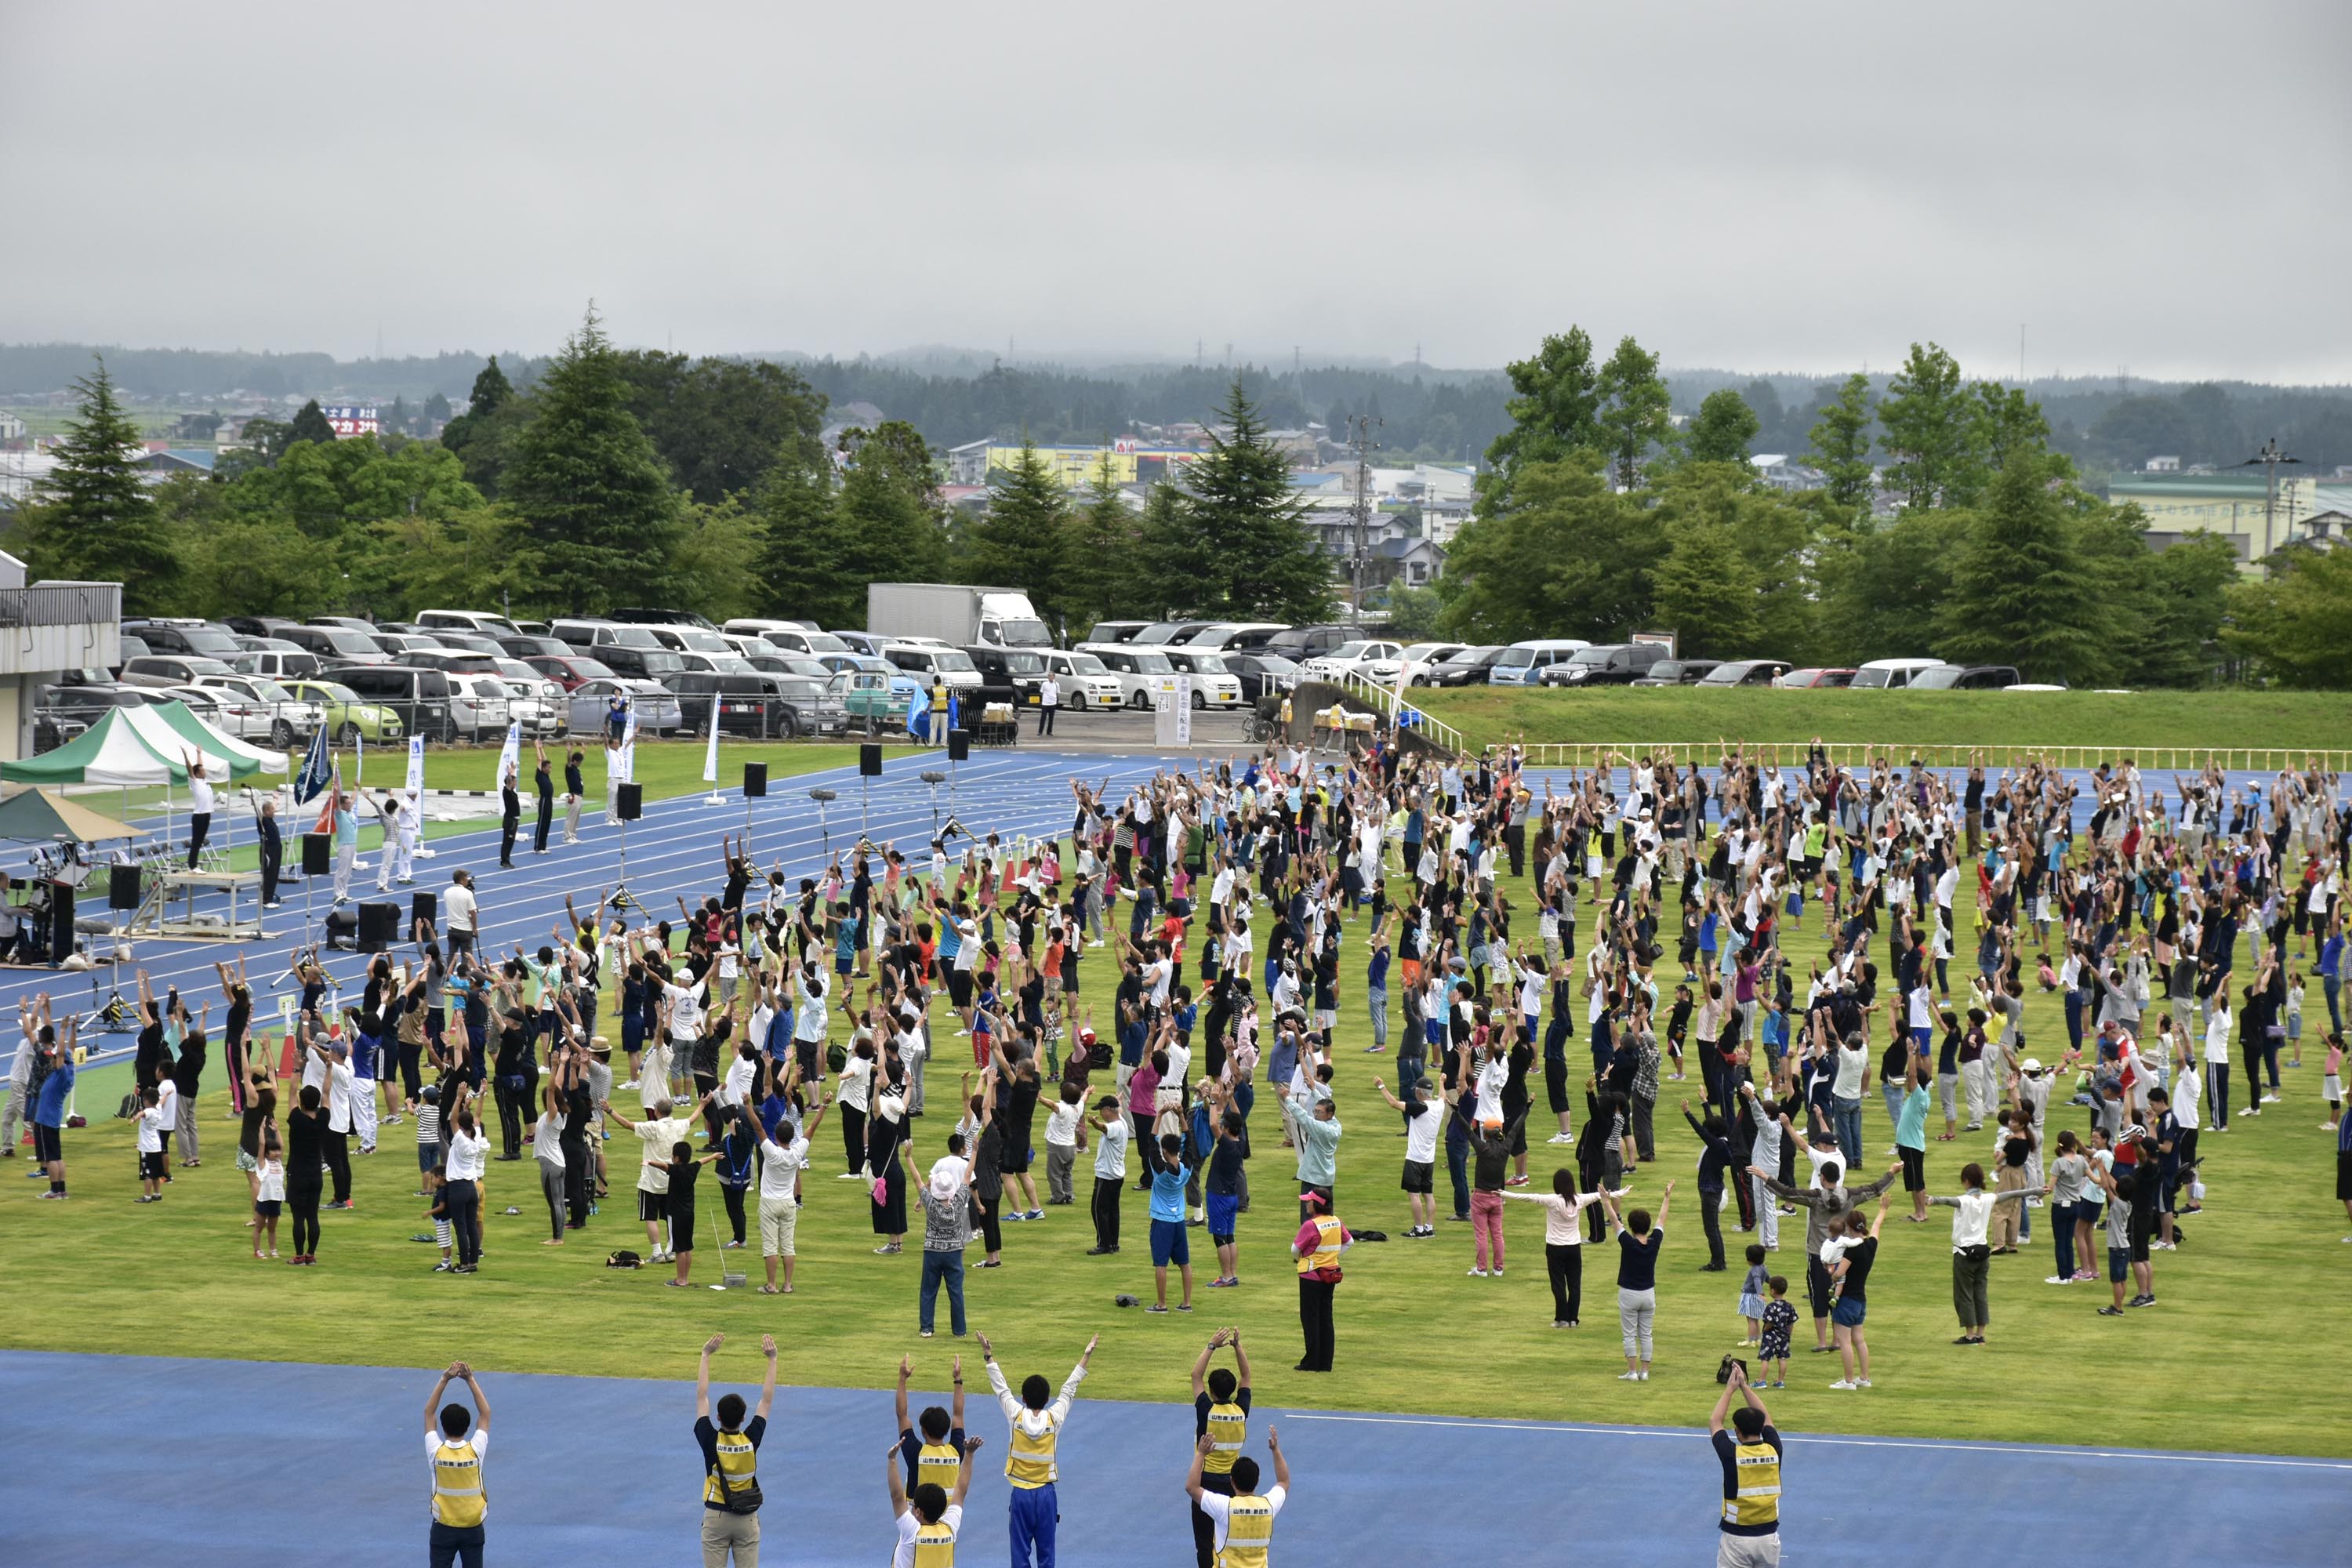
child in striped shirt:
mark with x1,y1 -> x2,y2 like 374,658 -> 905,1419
415,1086 -> 443,1199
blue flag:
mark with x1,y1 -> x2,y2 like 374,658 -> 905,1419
906,689 -> 924,742
947,693 -> 960,733
293,724 -> 331,804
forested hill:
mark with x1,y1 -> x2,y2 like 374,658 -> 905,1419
4,341 -> 2347,470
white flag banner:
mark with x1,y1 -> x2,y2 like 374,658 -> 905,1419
496,720 -> 521,787
1174,675 -> 1193,746
352,726 -> 364,789
405,735 -> 425,797
702,693 -> 721,783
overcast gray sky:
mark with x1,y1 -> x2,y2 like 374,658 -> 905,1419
5,1 -> 2347,383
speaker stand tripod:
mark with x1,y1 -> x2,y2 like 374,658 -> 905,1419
610,817 -> 639,914
809,789 -> 837,864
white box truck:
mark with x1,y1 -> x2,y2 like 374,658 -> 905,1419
867,583 -> 1052,649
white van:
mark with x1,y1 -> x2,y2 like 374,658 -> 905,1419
723,618 -> 853,657
879,642 -> 983,689
1076,643 -> 1180,710
1486,639 -> 1591,685
1851,657 -> 1945,690
1038,648 -> 1127,710
416,609 -> 523,640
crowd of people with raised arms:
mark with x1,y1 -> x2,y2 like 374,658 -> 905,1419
10,723 -> 2349,1563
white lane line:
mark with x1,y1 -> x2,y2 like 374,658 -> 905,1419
1274,1412 -> 2352,1470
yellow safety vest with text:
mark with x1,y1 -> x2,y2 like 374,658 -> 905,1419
913,1515 -> 957,1566
1723,1439 -> 1780,1529
916,1439 -> 962,1494
1203,1400 -> 1247,1474
1218,1493 -> 1276,1568
702,1425 -> 758,1506
1005,1413 -> 1062,1488
1296,1214 -> 1341,1276
430,1439 -> 485,1527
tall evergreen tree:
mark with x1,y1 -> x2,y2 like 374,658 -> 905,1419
1933,452 -> 2103,683
1684,389 -> 1760,466
13,358 -> 181,613
502,308 -> 681,615
289,398 -> 336,447
755,456 -> 857,625
1162,382 -> 1333,622
1878,343 -> 1975,510
1058,454 -> 1142,633
1805,372 -> 1877,510
963,438 -> 1070,619
1478,328 -> 1603,510
1595,335 -> 1674,490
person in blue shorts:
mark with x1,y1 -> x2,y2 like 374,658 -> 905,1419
1146,1131 -> 1195,1312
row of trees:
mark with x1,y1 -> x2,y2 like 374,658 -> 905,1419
1440,332 -> 2339,688
2,314 -> 1335,635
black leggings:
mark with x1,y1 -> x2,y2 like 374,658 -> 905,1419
840,1105 -> 866,1174
1297,1276 -> 1338,1370
289,1183 -> 322,1256
444,1178 -> 481,1266
1546,1242 -> 1584,1324
1699,1184 -> 1727,1268
978,1192 -> 1004,1254
539,1163 -> 566,1241
721,1181 -> 747,1245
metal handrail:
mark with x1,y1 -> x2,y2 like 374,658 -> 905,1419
0,583 -> 122,627
1333,670 -> 1467,753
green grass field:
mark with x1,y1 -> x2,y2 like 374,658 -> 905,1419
5,756 -> 2346,1458
1415,687 -> 2352,766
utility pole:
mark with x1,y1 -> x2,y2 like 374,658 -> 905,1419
1347,413 -> 1381,619
2239,437 -> 2302,561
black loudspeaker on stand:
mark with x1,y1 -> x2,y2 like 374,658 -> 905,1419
108,864 -> 143,912
357,902 -> 399,953
301,832 -> 332,877
859,743 -> 884,778
411,890 -> 437,928
743,761 -> 768,798
615,782 -> 644,822
947,729 -> 971,763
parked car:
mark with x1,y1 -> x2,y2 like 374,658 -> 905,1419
1076,643 -> 1178,709
597,645 -> 688,684
1850,656 -> 1945,691
964,644 -> 1048,704
1226,652 -> 1302,703
1131,620 -> 1217,645
1367,641 -> 1468,688
310,615 -> 385,635
403,650 -> 504,677
878,643 -> 983,691
155,684 -> 238,732
817,652 -> 923,711
1485,639 -> 1590,685
646,625 -> 738,656
1630,658 -> 1724,687
190,674 -> 322,746
124,617 -> 245,661
492,659 -> 572,733
1303,639 -> 1405,683
1083,620 -> 1152,645
566,677 -> 684,737
1694,659 -> 1792,688
1182,622 -> 1287,651
1539,642 -> 1670,687
668,671 -> 787,735
1262,623 -> 1355,662
444,673 -> 517,740
766,675 -> 851,736
122,654 -> 241,689
229,644 -> 325,684
672,650 -> 766,680
331,663 -> 459,741
613,607 -> 717,630
551,618 -> 661,652
528,654 -> 619,692
1158,648 -> 1246,708
832,630 -> 893,659
499,635 -> 572,660
415,609 -> 523,640
1423,645 -> 1507,687
1909,663 -> 2020,691
1036,648 -> 1126,711
281,677 -> 406,743
277,623 -> 395,666
826,668 -> 901,732
374,632 -> 454,657
34,682 -> 158,742
1774,666 -> 1857,689
724,619 -> 853,657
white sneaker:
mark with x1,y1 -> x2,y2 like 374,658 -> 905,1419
837,1171 -> 868,1180
2260,1094 -> 2280,1104
1637,1370 -> 1649,1381
1546,1133 -> 1573,1145
1830,1379 -> 1857,1390
1467,1267 -> 1488,1277
1856,1378 -> 1871,1388
2045,1275 -> 2072,1285
619,1079 -> 639,1090
1617,1370 -> 1641,1381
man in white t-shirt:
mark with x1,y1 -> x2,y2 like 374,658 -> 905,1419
604,1097 -> 691,1261
758,1101 -> 825,1293
887,1425 -> 978,1567
1185,1424 -> 1289,1563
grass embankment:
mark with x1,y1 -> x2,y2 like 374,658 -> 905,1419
1416,687 -> 2352,763
3,757 -> 2345,1457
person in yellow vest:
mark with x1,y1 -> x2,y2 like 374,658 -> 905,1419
887,1427 -> 982,1567
1708,1361 -> 1783,1567
975,1327 -> 1098,1568
1289,1190 -> 1352,1371
1187,1328 -> 1254,1568
895,1353 -> 969,1497
1183,1423 -> 1288,1568
695,1331 -> 778,1568
424,1359 -> 492,1568
931,679 -> 952,746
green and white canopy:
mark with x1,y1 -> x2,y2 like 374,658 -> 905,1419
1,700 -> 287,788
